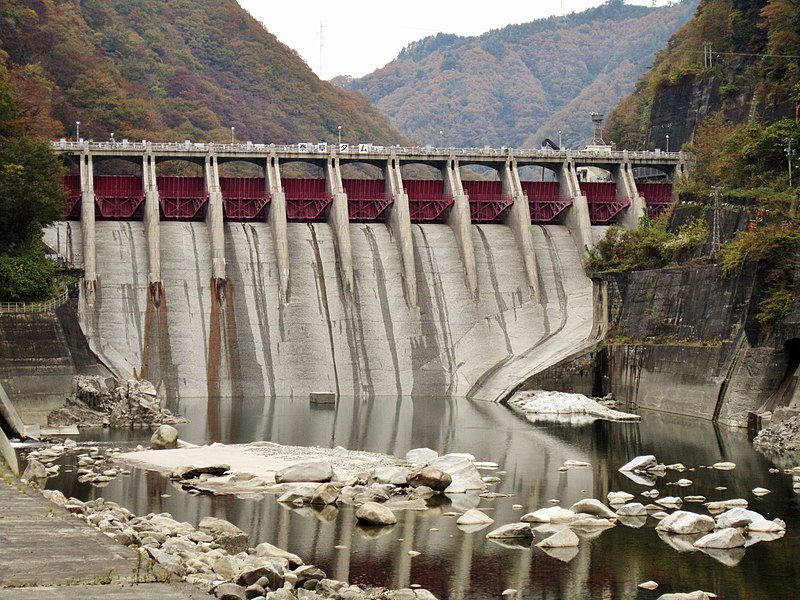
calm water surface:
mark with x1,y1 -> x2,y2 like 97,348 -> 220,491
44,396 -> 800,599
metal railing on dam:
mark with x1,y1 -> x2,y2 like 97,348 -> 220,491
52,139 -> 686,166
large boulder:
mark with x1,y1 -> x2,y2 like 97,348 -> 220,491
355,501 -> 397,526
370,466 -> 411,486
655,511 -> 715,535
714,507 -> 767,529
486,523 -> 534,539
405,448 -> 438,466
521,507 -> 576,523
616,503 -> 648,517
428,454 -> 485,493
535,528 -> 580,548
274,461 -> 333,484
199,516 -> 249,554
748,518 -> 786,533
569,499 -> 617,519
252,542 -> 304,567
406,466 -> 452,491
619,455 -> 658,472
213,582 -> 246,600
21,458 -> 48,483
150,424 -> 179,449
456,509 -> 495,526
693,528 -> 746,549
656,592 -> 715,600
310,482 -> 340,505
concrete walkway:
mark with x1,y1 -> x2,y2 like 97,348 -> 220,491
0,462 -> 202,599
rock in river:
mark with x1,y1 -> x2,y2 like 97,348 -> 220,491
275,460 -> 333,484
355,501 -> 397,526
150,424 -> 179,449
486,523 -> 534,539
655,511 -> 715,535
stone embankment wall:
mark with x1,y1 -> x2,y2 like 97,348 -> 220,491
0,298 -> 112,424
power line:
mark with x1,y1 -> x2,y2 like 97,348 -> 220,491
690,47 -> 800,60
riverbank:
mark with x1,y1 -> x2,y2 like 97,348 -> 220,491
0,460 -> 201,599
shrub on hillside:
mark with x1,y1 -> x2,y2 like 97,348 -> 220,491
587,215 -> 707,272
0,250 -> 56,301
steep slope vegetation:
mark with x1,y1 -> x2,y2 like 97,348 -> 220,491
336,0 -> 698,149
0,0 -> 404,144
606,0 -> 800,150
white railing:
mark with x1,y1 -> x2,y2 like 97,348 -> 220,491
0,286 -> 70,314
51,139 -> 685,161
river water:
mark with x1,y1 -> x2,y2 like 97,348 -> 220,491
44,395 -> 800,599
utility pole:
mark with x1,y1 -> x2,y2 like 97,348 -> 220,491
785,138 -> 796,187
711,186 -> 720,259
703,42 -> 713,68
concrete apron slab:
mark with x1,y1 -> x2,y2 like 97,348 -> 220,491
0,583 -> 205,599
0,464 -> 197,598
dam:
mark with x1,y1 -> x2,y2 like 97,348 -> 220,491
43,141 -> 685,404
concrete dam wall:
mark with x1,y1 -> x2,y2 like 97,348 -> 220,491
58,221 -> 594,402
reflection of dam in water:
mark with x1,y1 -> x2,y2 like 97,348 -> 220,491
49,143 -> 686,400
58,220 -> 594,401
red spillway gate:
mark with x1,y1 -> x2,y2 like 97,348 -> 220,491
343,179 -> 393,221
462,180 -> 514,223
93,175 -> 145,219
282,178 -> 331,221
219,177 -> 271,221
521,181 -> 572,224
157,176 -> 208,220
638,183 -> 673,219
405,180 -> 453,222
580,182 -> 630,224
63,175 -> 82,219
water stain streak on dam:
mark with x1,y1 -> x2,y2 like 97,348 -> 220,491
62,221 -> 594,401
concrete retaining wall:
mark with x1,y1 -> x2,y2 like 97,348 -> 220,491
0,299 -> 111,426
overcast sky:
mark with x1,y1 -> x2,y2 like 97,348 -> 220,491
238,1 -> 675,79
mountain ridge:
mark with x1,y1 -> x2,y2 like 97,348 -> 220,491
335,0 -> 698,149
0,0 -> 406,146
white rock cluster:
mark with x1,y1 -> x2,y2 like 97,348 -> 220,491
508,390 -> 641,422
171,447 -> 491,528
21,439 -> 131,488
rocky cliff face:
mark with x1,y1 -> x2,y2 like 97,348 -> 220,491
646,71 -> 795,151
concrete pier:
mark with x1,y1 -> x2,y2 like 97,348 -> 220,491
385,156 -> 417,307
205,155 -> 226,281
266,153 -> 290,304
443,156 -> 478,296
143,152 -> 161,284
615,159 -> 647,230
326,156 -> 354,297
558,158 -> 593,260
501,159 -> 538,295
79,152 -> 96,296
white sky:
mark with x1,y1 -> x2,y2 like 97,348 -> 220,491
238,1 -> 674,79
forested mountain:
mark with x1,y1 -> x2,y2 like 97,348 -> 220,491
606,0 -> 800,150
335,0 -> 698,150
0,0 -> 405,145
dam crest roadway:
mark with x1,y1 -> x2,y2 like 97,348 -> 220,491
47,140 -> 688,403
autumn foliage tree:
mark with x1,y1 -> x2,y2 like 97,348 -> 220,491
0,50 -> 66,300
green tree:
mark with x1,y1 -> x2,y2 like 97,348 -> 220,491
0,136 -> 66,254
